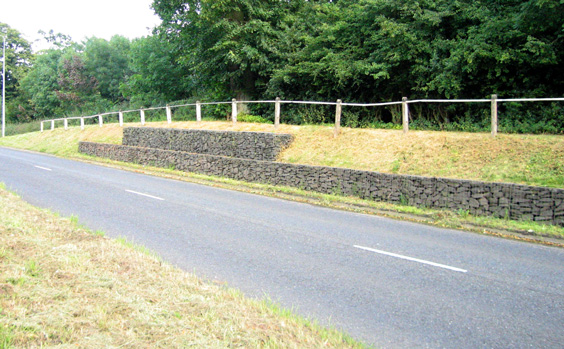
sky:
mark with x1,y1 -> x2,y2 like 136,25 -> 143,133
0,0 -> 162,50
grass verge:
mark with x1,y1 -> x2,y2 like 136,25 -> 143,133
0,184 -> 363,347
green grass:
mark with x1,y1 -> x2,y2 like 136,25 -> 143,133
24,260 -> 41,278
4,121 -> 42,137
115,236 -> 163,262
0,324 -> 14,349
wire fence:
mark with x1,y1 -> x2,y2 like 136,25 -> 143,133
40,95 -> 564,137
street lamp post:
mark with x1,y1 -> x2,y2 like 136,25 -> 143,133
1,36 -> 5,138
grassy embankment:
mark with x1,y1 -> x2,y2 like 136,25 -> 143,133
1,121 -> 563,242
0,184 -> 361,347
3,121 -> 563,188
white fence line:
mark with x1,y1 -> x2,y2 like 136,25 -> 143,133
408,99 -> 491,103
343,101 -> 403,107
40,96 -> 564,137
497,97 -> 564,102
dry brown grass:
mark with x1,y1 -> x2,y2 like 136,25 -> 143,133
141,122 -> 564,186
0,185 -> 360,347
1,120 -> 563,188
280,126 -> 564,187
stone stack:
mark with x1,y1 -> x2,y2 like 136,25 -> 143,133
122,127 -> 293,161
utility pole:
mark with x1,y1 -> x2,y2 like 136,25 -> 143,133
1,36 -> 5,138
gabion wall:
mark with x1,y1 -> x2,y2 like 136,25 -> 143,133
122,127 -> 294,162
79,133 -> 564,226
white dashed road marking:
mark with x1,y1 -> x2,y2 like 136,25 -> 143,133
354,245 -> 468,273
126,190 -> 165,201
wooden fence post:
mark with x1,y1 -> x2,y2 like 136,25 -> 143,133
275,97 -> 281,130
196,101 -> 202,123
99,115 -> 103,127
64,118 -> 68,130
232,98 -> 237,124
402,97 -> 409,134
119,111 -> 124,127
334,99 -> 342,137
40,121 -> 43,132
166,105 -> 172,124
80,118 -> 85,130
140,109 -> 145,125
51,120 -> 54,130
491,94 -> 498,137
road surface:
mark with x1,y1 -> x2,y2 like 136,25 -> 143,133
1,147 -> 563,347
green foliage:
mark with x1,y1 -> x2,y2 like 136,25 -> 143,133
168,99 -> 198,121
0,23 -> 34,122
83,36 -> 131,101
38,29 -> 73,49
4,0 -> 564,134
498,102 -> 564,134
0,23 -> 32,97
4,121 -> 41,136
0,324 -> 14,348
19,48 -> 64,118
237,113 -> 271,124
17,36 -> 133,119
120,35 -> 191,107
266,0 -> 564,130
153,0 -> 299,101
24,260 -> 41,278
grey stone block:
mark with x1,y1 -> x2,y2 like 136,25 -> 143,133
123,127 -> 293,161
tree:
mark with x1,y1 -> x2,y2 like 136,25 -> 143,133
515,0 -> 564,96
19,48 -> 64,118
269,0 -> 476,102
11,1 -> 563,132
0,23 -> 33,121
152,0 -> 298,102
56,53 -> 100,114
20,35 -> 136,118
121,35 -> 191,107
83,36 -> 132,101
268,0 -> 564,127
38,29 -> 73,49
0,23 -> 33,97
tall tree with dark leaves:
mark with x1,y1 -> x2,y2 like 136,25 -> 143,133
83,36 -> 132,102
152,0 -> 300,102
121,35 -> 191,107
56,53 -> 100,114
20,48 -> 64,118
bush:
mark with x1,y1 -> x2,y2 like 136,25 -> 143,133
4,122 -> 42,136
237,113 -> 272,124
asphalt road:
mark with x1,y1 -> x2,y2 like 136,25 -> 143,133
1,147 -> 564,348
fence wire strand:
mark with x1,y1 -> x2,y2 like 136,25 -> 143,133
41,96 -> 564,135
